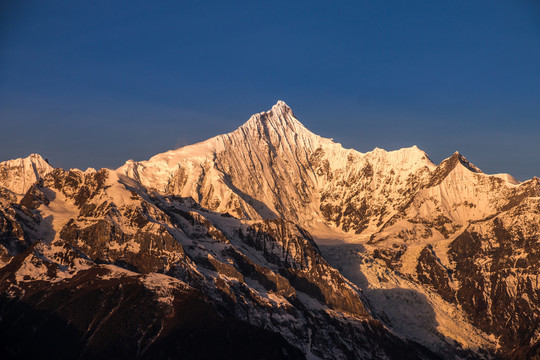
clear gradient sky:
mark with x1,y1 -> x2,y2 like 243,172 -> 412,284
1,0 -> 539,180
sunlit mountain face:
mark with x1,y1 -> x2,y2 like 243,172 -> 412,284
1,102 -> 539,359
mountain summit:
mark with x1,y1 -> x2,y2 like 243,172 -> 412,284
241,100 -> 302,134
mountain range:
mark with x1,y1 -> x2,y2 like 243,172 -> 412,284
1,101 -> 538,359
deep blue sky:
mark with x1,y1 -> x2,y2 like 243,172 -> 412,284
1,0 -> 539,180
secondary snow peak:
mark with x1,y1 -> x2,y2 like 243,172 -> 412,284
0,153 -> 54,197
449,151 -> 482,173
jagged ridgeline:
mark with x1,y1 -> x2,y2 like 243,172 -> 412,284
1,101 -> 538,359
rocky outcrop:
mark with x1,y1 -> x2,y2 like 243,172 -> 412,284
416,245 -> 456,303
447,207 -> 540,357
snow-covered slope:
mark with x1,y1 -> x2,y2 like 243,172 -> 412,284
118,101 -> 523,244
0,153 -> 53,198
320,244 -> 499,358
118,102 -> 434,235
118,101 -> 352,222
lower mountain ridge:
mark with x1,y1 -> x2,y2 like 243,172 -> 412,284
1,168 -> 436,359
1,102 -> 538,359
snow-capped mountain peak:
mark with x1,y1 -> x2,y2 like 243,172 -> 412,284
0,153 -> 54,198
448,151 -> 483,173
118,101 -> 342,191
117,101 -> 531,243
239,100 -> 315,144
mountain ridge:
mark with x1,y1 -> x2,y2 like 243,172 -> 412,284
1,101 -> 539,359
115,101 -> 524,242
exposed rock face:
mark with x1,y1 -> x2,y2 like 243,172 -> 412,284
416,245 -> 456,303
0,202 -> 28,264
323,187 -> 540,359
446,202 -> 540,358
238,219 -> 367,315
